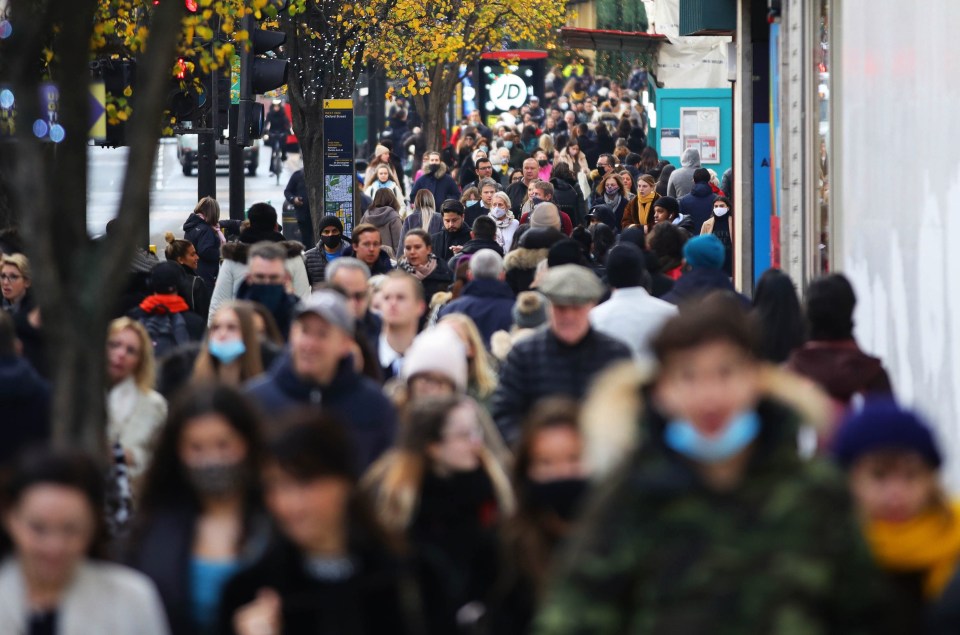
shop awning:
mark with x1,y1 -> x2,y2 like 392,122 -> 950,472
558,27 -> 667,53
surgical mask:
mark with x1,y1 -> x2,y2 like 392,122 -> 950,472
185,461 -> 247,498
538,159 -> 548,167
504,141 -> 514,149
559,102 -> 569,110
321,234 -> 342,249
526,478 -> 588,522
209,338 -> 246,364
664,411 -> 761,464
530,196 -> 544,207
605,185 -> 619,195
243,283 -> 286,312
492,206 -> 507,219
714,206 -> 729,217
466,200 -> 478,207
478,145 -> 488,153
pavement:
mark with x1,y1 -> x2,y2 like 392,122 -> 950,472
87,138 -> 300,249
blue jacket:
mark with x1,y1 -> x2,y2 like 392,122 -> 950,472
661,267 -> 749,307
409,164 -> 461,206
678,182 -> 718,235
438,278 -> 515,347
245,354 -> 397,470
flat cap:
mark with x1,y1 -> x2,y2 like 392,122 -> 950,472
538,264 -> 605,305
294,290 -> 355,335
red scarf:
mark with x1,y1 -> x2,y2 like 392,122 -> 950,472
139,294 -> 189,314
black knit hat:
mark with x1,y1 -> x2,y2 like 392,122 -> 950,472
834,399 -> 942,469
653,196 -> 679,216
318,215 -> 344,234
548,239 -> 585,267
150,261 -> 182,294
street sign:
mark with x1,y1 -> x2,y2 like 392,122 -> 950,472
89,81 -> 107,140
323,99 -> 355,234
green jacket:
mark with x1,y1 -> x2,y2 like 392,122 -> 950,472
533,399 -> 895,635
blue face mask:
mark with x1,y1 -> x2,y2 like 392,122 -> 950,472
209,338 -> 247,364
466,200 -> 478,207
504,141 -> 514,149
530,196 -> 544,207
664,411 -> 760,463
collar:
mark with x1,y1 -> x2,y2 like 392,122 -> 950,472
139,294 -> 189,314
611,286 -> 651,300
378,332 -> 403,369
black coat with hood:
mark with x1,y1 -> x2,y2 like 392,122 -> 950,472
182,213 -> 221,286
430,225 -> 472,263
0,354 -> 50,467
409,162 -> 460,205
550,176 -> 586,227
678,181 -> 718,235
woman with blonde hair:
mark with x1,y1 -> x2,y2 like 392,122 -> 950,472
489,191 -> 520,252
439,313 -> 499,406
105,317 -> 167,482
191,300 -> 267,386
400,189 -> 442,244
621,173 -> 659,231
362,394 -> 514,632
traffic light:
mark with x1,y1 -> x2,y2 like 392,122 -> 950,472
166,56 -> 205,130
93,58 -> 137,147
236,5 -> 288,145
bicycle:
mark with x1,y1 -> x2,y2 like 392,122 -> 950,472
265,132 -> 286,185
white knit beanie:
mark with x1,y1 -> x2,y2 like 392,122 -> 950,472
400,326 -> 468,392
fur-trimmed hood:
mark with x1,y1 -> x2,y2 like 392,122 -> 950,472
580,362 -> 834,480
221,240 -> 305,264
503,247 -> 549,271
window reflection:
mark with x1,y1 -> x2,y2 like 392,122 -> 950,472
815,0 -> 830,273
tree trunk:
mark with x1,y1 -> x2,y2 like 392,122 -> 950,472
418,63 -> 460,154
5,0 -> 185,455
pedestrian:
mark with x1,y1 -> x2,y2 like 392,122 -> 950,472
245,290 -> 397,470
438,249 -> 515,348
589,243 -> 677,366
0,448 -> 170,635
489,191 -> 520,254
0,311 -> 50,468
409,151 -> 461,206
661,235 -> 746,307
751,268 -> 806,364
503,227 -> 564,295
787,273 -> 893,407
439,313 -> 500,411
376,272 -> 426,382
164,232 -> 211,319
283,166 -> 315,249
834,399 -> 960,631
618,227 -> 675,298
105,318 -> 168,484
666,147 -> 701,198
326,257 -> 381,347
219,414 -> 423,635
230,242 -> 301,340
620,174 -> 659,231
491,264 -> 631,442
0,252 -> 33,317
303,215 -> 351,288
395,324 -> 469,405
359,189 -> 404,256
401,189 -> 444,245
363,163 -> 406,217
362,395 -> 514,634
589,173 -> 629,229
533,297 -> 893,634
126,384 -> 269,635
430,199 -> 472,262
700,194 -> 733,275
679,168 -> 720,235
489,398 -> 588,635
129,261 -> 207,354
646,220 -> 687,280
398,229 -> 454,301
363,143 -> 404,193
208,203 -> 310,323
346,223 -> 395,275
191,301 -> 275,386
182,196 -> 225,287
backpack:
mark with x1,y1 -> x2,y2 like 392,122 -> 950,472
140,311 -> 190,359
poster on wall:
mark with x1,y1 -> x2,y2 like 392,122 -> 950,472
660,128 -> 682,156
680,107 -> 721,164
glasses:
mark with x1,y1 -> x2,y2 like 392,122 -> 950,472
341,291 -> 367,302
0,274 -> 22,282
248,274 -> 285,284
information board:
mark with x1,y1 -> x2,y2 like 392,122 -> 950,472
323,99 -> 355,234
680,107 -> 721,164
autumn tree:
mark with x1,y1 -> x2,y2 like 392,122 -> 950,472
366,0 -> 567,152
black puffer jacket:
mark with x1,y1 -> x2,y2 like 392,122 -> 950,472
491,328 -> 631,442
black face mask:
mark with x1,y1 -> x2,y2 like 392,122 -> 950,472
538,159 -> 548,167
525,478 -> 589,522
320,234 -> 342,249
426,163 -> 440,174
243,283 -> 286,312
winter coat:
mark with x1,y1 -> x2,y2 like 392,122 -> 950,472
589,192 -> 628,230
0,558 -> 170,635
666,148 -> 701,199
661,267 -> 749,307
218,537 -> 422,635
505,180 -> 533,215
106,377 -> 168,481
245,354 -> 397,470
430,225 -> 472,263
343,246 -> 395,275
458,237 -> 504,259
361,206 -> 404,255
182,213 -> 222,287
177,263 -> 211,320
437,278 -> 516,347
0,354 -> 50,467
363,180 -> 407,214
550,177 -> 587,227
409,162 -> 461,205
304,237 -> 351,287
128,294 -> 207,343
399,211 -> 444,246
589,287 -> 678,367
701,213 -> 734,276
533,398 -> 895,635
621,192 -> 659,230
126,506 -> 270,635
398,253 -> 455,301
679,182 -> 718,234
491,327 -> 631,443
504,246 -> 549,296
786,340 -> 894,406
207,241 -> 310,325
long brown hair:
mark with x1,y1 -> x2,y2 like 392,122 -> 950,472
192,301 -> 265,384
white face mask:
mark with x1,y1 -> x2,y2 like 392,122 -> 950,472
492,206 -> 507,219
714,206 -> 729,217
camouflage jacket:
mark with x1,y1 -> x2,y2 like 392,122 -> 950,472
533,399 -> 895,635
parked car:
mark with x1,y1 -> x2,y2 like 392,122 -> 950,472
176,135 -> 260,176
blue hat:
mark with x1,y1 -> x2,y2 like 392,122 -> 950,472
833,399 -> 942,469
683,234 -> 725,270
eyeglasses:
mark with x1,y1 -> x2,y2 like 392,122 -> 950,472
248,274 -> 285,284
0,274 -> 22,282
342,291 -> 367,302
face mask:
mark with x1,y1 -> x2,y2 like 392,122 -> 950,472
525,478 -> 588,522
605,185 -> 619,195
538,159 -> 548,168
426,163 -> 440,174
243,283 -> 286,312
478,145 -> 488,153
378,178 -> 392,186
664,411 -> 761,464
504,141 -> 514,149
530,196 -> 544,207
466,200 -> 478,207
714,206 -> 729,217
321,234 -> 342,249
559,102 -> 569,110
491,206 -> 507,219
185,461 -> 247,498
209,338 -> 246,364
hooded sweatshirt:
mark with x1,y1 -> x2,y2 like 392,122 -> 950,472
666,148 -> 702,199
360,205 -> 403,254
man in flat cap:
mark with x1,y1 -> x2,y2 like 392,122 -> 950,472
491,264 -> 632,442
245,290 -> 397,469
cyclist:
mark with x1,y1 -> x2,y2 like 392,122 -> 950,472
263,99 -> 290,166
